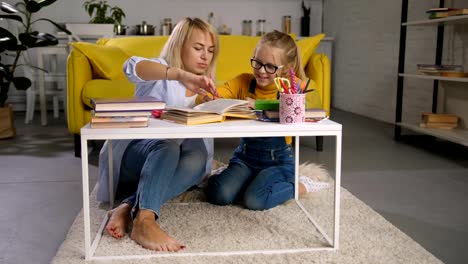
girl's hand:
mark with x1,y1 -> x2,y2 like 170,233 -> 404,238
245,97 -> 255,109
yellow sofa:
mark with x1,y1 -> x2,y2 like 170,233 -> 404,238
67,34 -> 331,156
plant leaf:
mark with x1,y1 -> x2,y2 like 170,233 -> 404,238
36,0 -> 58,8
0,2 -> 18,13
0,28 -> 18,51
25,1 -> 41,13
0,14 -> 23,23
12,76 -> 31,90
34,18 -> 72,34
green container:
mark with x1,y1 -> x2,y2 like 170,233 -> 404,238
254,99 -> 279,110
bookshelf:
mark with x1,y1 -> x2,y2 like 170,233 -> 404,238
394,0 -> 468,147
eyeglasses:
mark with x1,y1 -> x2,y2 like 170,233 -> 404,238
250,59 -> 283,74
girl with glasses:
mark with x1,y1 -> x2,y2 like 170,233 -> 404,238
205,30 -> 322,211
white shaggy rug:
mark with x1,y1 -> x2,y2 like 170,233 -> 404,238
52,163 -> 442,264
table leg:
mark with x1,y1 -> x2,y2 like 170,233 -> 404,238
333,133 -> 342,249
108,140 -> 114,209
81,138 -> 91,260
294,136 -> 300,200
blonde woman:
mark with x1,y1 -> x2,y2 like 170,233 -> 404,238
97,17 -> 219,252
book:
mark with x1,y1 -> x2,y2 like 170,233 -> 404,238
90,120 -> 149,128
91,96 -> 166,112
429,12 -> 449,19
91,110 -> 152,117
421,112 -> 459,123
426,7 -> 458,13
419,122 -> 457,129
448,8 -> 468,16
91,116 -> 150,123
162,99 -> 256,125
305,108 -> 327,118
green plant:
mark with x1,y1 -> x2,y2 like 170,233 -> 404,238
0,0 -> 71,108
83,0 -> 125,25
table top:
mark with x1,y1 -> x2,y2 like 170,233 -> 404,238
80,118 -> 342,140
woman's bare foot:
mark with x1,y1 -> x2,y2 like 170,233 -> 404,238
105,203 -> 132,239
130,210 -> 185,252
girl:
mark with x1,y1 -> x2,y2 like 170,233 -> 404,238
206,30 -> 320,210
97,17 -> 219,252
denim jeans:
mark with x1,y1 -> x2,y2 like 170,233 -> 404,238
206,137 -> 294,210
117,138 -> 207,218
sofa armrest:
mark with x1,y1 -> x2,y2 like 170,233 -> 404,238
304,53 -> 331,116
67,48 -> 93,135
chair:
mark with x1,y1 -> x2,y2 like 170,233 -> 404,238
24,45 -> 69,125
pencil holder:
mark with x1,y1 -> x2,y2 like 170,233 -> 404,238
279,93 -> 306,124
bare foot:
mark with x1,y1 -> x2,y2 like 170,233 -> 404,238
105,203 -> 132,239
130,210 -> 185,252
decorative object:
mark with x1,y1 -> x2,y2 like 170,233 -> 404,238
83,0 -> 125,35
0,0 -> 70,138
301,0 -> 311,36
82,0 -> 125,25
279,93 -> 306,124
0,104 -> 15,138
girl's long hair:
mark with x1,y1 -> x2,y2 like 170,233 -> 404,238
256,30 -> 306,80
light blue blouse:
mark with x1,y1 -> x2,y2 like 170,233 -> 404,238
96,56 -> 214,202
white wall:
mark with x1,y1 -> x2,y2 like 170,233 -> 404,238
22,0 -> 324,36
5,0 -> 325,110
324,0 -> 468,124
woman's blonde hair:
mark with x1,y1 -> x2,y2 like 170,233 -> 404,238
256,30 -> 306,80
160,17 -> 219,77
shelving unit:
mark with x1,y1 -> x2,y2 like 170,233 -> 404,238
394,0 -> 468,147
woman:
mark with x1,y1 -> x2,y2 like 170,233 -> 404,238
97,17 -> 219,252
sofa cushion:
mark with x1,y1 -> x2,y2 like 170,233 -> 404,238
69,42 -> 130,80
296,33 -> 325,67
216,35 -> 261,83
98,36 -> 170,58
82,79 -> 136,108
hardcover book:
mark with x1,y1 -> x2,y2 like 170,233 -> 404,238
421,112 -> 459,124
91,97 -> 166,112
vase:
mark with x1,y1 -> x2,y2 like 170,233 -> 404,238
300,16 -> 310,36
0,104 -> 16,139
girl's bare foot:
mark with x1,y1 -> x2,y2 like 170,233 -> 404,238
105,203 -> 132,239
130,210 -> 185,252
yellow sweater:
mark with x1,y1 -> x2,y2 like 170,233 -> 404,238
216,73 -> 292,145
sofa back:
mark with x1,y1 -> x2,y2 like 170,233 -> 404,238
72,34 -> 325,85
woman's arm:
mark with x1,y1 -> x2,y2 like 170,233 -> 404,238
135,60 -> 219,98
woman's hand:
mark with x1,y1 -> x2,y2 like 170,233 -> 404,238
179,70 -> 220,98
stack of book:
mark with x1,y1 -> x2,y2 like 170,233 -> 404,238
90,96 -> 166,128
419,112 -> 459,129
417,64 -> 465,77
258,108 -> 327,122
426,8 -> 468,19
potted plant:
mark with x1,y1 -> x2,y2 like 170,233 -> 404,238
82,0 -> 125,34
83,0 -> 125,25
0,0 -> 71,139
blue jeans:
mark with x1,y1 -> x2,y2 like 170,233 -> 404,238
117,138 -> 207,218
206,137 -> 294,210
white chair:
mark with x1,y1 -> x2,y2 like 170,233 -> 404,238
24,45 -> 69,125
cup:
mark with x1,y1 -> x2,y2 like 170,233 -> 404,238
279,93 -> 306,124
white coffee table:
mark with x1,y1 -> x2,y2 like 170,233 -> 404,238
80,118 -> 342,261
